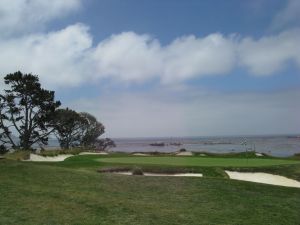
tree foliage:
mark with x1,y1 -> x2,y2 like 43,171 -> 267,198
93,138 -> 116,151
80,112 -> 105,147
0,71 -> 61,150
53,108 -> 86,149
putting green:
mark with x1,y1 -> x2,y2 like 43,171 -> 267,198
97,156 -> 300,167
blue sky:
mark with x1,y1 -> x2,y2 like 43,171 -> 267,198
0,0 -> 300,137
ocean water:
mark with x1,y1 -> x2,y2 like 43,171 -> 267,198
110,135 -> 300,157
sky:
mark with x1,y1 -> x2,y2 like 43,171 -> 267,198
0,0 -> 300,137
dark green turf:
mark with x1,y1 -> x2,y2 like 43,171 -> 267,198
96,156 -> 300,167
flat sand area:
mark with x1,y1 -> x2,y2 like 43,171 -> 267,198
226,171 -> 300,188
176,151 -> 193,156
113,172 -> 203,177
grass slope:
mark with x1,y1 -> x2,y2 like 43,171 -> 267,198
1,157 -> 300,225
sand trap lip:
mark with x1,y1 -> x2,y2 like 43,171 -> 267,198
225,171 -> 300,188
176,151 -> 193,156
26,153 -> 73,162
111,172 -> 202,177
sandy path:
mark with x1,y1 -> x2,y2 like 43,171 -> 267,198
225,171 -> 300,188
112,172 -> 202,177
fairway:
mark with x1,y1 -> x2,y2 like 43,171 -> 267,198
97,156 -> 300,167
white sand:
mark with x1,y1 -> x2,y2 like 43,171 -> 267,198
112,172 -> 202,177
176,151 -> 193,156
255,152 -> 263,157
79,152 -> 108,155
225,171 -> 300,188
27,153 -> 73,162
132,153 -> 150,156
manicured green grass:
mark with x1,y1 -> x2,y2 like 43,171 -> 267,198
1,159 -> 300,225
96,156 -> 300,167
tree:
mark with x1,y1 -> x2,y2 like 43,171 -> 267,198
53,108 -> 86,149
93,138 -> 116,151
80,112 -> 105,147
0,71 -> 61,150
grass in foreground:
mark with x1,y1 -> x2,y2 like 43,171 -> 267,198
1,159 -> 300,225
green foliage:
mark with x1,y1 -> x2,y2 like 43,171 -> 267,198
53,109 -> 107,150
93,138 -> 116,151
0,71 -> 60,150
80,112 -> 105,147
53,108 -> 86,149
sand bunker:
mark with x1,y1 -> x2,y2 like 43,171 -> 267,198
27,151 -> 108,162
79,152 -> 108,155
176,151 -> 193,156
132,153 -> 150,156
225,171 -> 300,188
27,154 -> 73,162
112,172 -> 202,177
255,153 -> 263,157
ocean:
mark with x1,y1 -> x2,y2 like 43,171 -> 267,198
110,135 -> 300,157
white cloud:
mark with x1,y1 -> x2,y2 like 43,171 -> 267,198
271,0 -> 300,31
0,23 -> 93,88
0,0 -> 82,37
92,32 -> 162,82
162,34 -> 236,83
67,89 -> 300,137
1,25 -> 300,87
92,32 -> 236,83
238,29 -> 300,75
1,0 -> 300,88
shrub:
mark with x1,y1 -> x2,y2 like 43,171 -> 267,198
179,148 -> 187,152
0,145 -> 8,155
132,167 -> 144,175
5,150 -> 30,160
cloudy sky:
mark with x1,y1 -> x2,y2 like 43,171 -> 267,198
0,0 -> 300,137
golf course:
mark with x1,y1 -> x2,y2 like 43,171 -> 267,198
1,151 -> 300,225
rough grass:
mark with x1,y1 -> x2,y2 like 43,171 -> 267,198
0,160 -> 300,225
4,150 -> 30,160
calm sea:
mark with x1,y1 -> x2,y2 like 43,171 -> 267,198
109,135 -> 300,157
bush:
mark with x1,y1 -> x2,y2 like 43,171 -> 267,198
132,167 -> 144,175
5,150 -> 30,160
179,148 -> 187,152
0,145 -> 9,155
